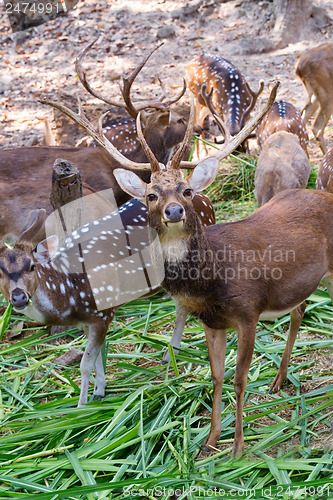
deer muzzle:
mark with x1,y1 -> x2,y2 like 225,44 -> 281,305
11,288 -> 30,310
163,203 -> 185,225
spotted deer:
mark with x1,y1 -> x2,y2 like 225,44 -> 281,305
110,84 -> 333,457
316,148 -> 333,193
256,100 -> 309,153
76,39 -> 187,156
0,194 -> 179,406
295,43 -> 333,154
185,54 -> 264,148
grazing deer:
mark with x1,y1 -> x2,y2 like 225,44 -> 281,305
255,131 -> 311,207
256,100 -> 309,154
110,84 -> 333,457
316,148 -> 333,193
185,54 -> 264,149
76,39 -> 187,156
295,43 -> 333,154
0,44 -> 201,240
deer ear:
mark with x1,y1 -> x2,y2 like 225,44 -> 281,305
186,157 -> 219,192
114,168 -> 147,201
34,235 -> 59,263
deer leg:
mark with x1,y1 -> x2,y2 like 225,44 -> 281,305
93,351 -> 106,400
232,320 -> 257,457
202,326 -> 227,452
312,109 -> 328,154
269,302 -> 306,394
302,95 -> 319,125
162,300 -> 187,364
78,323 -> 107,407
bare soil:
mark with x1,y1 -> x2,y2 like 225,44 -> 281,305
1,0 -> 333,163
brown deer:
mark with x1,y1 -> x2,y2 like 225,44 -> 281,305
256,100 -> 309,154
185,54 -> 264,147
255,131 -> 311,207
316,148 -> 333,193
0,44 -> 204,240
295,43 -> 333,154
110,84 -> 333,457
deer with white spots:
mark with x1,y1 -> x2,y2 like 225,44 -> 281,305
316,148 -> 333,193
0,209 -> 117,407
185,54 -> 264,149
295,43 -> 333,154
112,83 -> 333,457
256,100 -> 308,153
76,39 -> 187,157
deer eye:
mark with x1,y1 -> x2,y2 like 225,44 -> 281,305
30,264 -> 36,272
147,193 -> 158,202
183,188 -> 192,197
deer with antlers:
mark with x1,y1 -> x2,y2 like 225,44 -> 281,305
295,43 -> 333,154
97,82 -> 333,457
0,43 -> 216,241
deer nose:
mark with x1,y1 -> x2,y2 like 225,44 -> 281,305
11,288 -> 29,309
164,203 -> 184,223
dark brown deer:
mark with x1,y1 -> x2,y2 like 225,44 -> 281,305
185,54 -> 264,146
256,100 -> 309,153
110,83 -> 333,457
295,43 -> 333,154
316,147 -> 333,193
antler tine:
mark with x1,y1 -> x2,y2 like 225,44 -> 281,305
201,83 -> 231,144
161,78 -> 187,108
75,37 -> 126,109
241,79 -> 265,126
136,112 -> 161,172
180,81 -> 280,168
120,42 -> 164,118
38,97 -> 152,171
170,94 -> 195,170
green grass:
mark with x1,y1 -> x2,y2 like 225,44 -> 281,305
0,156 -> 332,498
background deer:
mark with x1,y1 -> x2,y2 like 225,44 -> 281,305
256,100 -> 309,153
76,39 -> 187,156
295,43 -> 333,154
315,148 -> 333,193
255,131 -> 311,207
112,85 -> 333,457
185,54 -> 264,148
0,44 -> 213,241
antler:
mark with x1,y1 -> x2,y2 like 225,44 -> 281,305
180,81 -> 280,168
76,39 -> 186,119
170,94 -> 195,170
241,79 -> 265,126
39,96 -> 152,170
201,84 -> 231,145
135,112 -> 163,173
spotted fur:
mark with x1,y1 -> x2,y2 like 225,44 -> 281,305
256,100 -> 308,153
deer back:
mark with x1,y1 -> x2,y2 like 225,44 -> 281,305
256,100 -> 308,152
186,54 -> 258,135
255,131 -> 311,207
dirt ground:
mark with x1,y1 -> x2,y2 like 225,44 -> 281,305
1,0 -> 333,163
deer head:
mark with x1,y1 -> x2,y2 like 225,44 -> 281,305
0,210 -> 58,310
